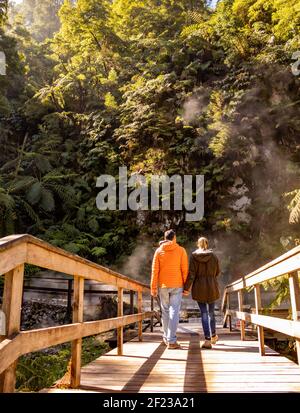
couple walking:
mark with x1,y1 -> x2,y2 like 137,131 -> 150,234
151,229 -> 221,350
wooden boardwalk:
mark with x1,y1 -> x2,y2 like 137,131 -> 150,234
43,324 -> 300,393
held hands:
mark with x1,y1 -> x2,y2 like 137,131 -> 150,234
182,290 -> 190,296
151,290 -> 158,297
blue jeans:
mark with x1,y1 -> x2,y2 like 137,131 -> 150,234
159,287 -> 183,344
198,302 -> 216,340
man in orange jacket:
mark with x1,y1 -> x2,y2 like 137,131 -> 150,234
151,229 -> 188,349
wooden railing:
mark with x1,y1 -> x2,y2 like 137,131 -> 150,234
222,245 -> 300,362
0,234 -> 154,393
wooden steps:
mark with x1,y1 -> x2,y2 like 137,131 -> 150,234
42,324 -> 300,393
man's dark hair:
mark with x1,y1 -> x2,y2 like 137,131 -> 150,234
164,229 -> 176,241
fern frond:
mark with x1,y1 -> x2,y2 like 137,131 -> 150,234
40,188 -> 55,212
187,11 -> 206,24
49,184 -> 77,207
0,191 -> 15,209
0,158 -> 18,173
26,181 -> 42,205
286,189 -> 300,224
42,169 -> 78,182
91,246 -> 106,258
8,176 -> 37,194
16,197 -> 42,226
4,208 -> 16,234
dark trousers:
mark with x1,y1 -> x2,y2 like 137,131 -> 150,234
198,302 -> 216,340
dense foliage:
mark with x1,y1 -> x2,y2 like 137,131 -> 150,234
0,0 -> 300,281
16,336 -> 109,391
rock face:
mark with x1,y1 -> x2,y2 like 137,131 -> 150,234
21,300 -> 69,330
19,295 -> 135,331
228,177 -> 252,224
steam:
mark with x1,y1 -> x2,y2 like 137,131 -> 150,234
118,239 -> 154,283
182,98 -> 202,123
180,65 -> 300,288
182,88 -> 210,124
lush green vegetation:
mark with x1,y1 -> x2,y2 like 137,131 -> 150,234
0,0 -> 299,281
16,336 -> 109,391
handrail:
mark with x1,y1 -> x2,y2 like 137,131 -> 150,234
222,246 -> 300,361
0,234 -> 149,292
0,234 -> 155,393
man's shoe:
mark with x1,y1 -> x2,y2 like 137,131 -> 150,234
168,342 -> 181,349
211,335 -> 219,345
163,338 -> 168,346
201,340 -> 212,349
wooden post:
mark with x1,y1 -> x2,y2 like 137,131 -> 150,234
0,264 -> 24,393
70,276 -> 84,388
130,290 -> 134,314
226,294 -> 232,332
254,284 -> 265,356
150,296 -> 154,333
117,287 -> 123,356
238,290 -> 246,341
66,279 -> 73,323
288,271 -> 300,364
138,290 -> 142,341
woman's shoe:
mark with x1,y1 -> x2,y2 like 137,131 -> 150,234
201,340 -> 212,349
211,335 -> 219,345
168,342 -> 182,349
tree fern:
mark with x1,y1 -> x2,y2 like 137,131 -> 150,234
91,246 -> 107,258
15,197 -> 42,227
49,183 -> 77,208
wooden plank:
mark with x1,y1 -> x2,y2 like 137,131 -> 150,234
117,288 -> 123,356
0,265 -> 24,393
0,234 -> 149,292
227,309 -> 300,341
238,290 -> 246,341
0,234 -> 29,251
39,325 -> 300,394
226,252 -> 300,293
26,242 -> 147,293
138,291 -> 143,342
0,312 -> 154,375
227,245 -> 300,290
0,244 -> 27,276
289,271 -> 300,364
227,295 -> 232,331
221,290 -> 227,313
130,291 -> 134,314
71,276 -> 84,388
254,284 -> 265,356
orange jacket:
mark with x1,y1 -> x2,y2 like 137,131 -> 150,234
151,240 -> 188,293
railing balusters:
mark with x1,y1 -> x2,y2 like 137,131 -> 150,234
70,276 -> 84,388
0,264 -> 24,393
238,290 -> 246,341
130,290 -> 134,314
254,284 -> 265,356
117,287 -> 124,356
227,293 -> 232,332
138,291 -> 143,341
288,271 -> 300,364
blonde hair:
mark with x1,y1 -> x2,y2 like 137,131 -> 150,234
197,237 -> 209,250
